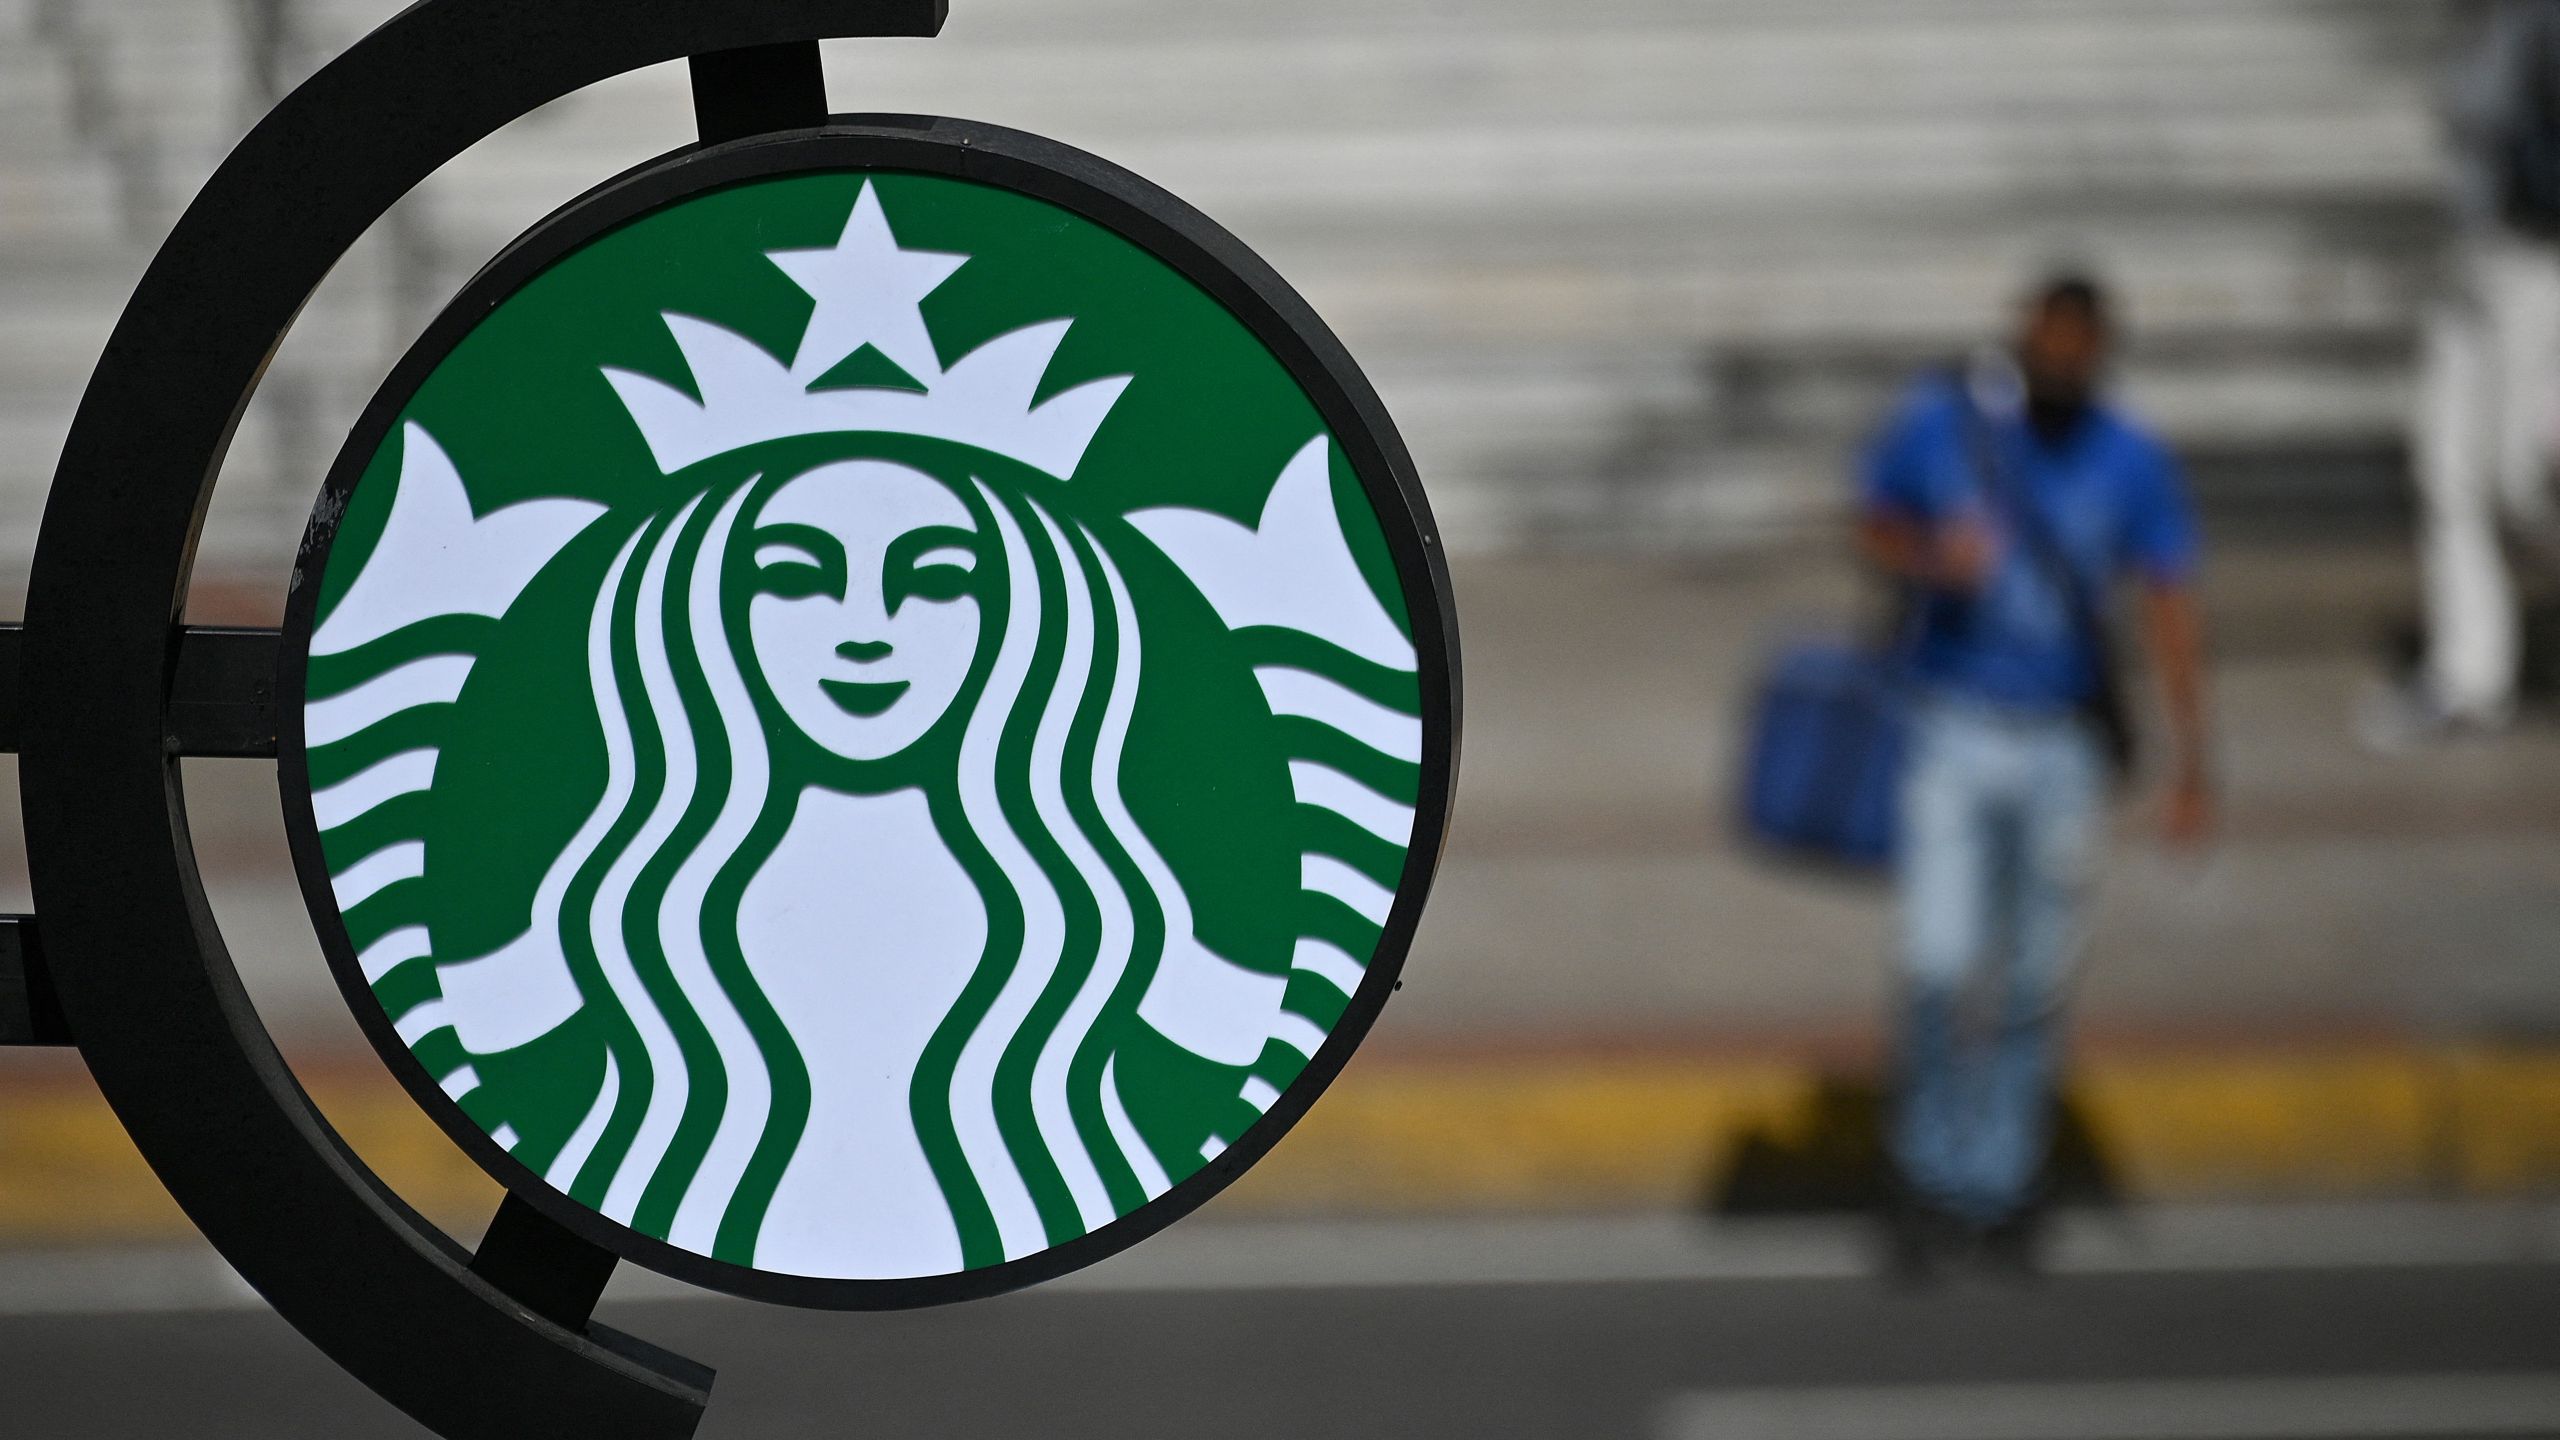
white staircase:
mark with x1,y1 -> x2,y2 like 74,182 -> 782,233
0,0 -> 2466,576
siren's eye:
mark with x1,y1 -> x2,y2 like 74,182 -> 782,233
885,526 -> 982,611
755,542 -> 821,569
750,524 -> 846,601
905,545 -> 976,603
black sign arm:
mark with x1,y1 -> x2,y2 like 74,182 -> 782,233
0,623 -> 276,758
0,622 -> 273,1045
13,4 -> 943,1437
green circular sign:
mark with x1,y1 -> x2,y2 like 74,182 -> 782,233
283,126 -> 1451,1304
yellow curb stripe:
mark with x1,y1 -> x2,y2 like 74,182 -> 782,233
1223,1047 -> 2560,1212
4,1048 -> 2557,1243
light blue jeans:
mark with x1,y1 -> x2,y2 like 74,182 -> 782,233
1890,694 -> 2104,1225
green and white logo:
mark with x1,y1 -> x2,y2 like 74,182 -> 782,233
291,169 -> 1430,1283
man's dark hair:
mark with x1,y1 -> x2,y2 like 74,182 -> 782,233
2029,272 -> 2111,329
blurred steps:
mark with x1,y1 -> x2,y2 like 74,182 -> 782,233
0,0 -> 2467,571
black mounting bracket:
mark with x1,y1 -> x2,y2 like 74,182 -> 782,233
8,3 -> 945,1437
0,624 -> 280,758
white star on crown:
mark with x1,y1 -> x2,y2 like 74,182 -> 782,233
602,180 -> 1133,480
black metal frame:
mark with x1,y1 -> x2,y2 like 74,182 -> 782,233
12,6 -> 944,1439
276,117 -> 1461,1311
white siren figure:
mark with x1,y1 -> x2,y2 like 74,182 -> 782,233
311,180 -> 1420,1281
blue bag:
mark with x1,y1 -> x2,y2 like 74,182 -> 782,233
1737,357 -> 2129,869
1738,636 -> 1907,869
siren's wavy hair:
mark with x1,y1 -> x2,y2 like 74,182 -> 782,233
533,458 -> 1188,1271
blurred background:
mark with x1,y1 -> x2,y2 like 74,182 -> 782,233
5,0 -> 2560,1435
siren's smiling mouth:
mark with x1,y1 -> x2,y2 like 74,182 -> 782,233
820,678 -> 911,719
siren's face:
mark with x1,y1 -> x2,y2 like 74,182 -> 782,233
745,459 -> 985,762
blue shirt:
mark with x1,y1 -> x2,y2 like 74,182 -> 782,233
1860,374 -> 2200,712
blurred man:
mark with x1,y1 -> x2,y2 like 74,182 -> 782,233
2394,0 -> 2560,739
1857,276 -> 2212,1273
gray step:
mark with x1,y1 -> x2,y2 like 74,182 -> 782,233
0,0 -> 2480,562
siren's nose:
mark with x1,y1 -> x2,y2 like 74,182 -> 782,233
836,639 -> 892,664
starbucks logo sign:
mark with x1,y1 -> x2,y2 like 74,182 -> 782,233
280,127 -> 1453,1303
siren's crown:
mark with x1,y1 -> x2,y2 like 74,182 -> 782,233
603,181 -> 1131,480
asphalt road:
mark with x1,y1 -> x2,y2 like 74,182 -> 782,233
7,1217 -> 2558,1440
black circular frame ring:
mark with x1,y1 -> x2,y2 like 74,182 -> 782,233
20,6 -> 955,1439
278,115 -> 1461,1311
